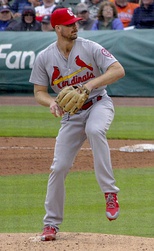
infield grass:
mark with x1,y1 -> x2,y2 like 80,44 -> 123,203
0,168 -> 154,238
0,106 -> 154,139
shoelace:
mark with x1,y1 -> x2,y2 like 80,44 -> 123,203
106,194 -> 116,208
43,226 -> 56,234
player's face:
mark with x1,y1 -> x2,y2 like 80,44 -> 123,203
60,22 -> 79,40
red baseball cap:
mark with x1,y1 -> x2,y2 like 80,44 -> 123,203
51,8 -> 82,28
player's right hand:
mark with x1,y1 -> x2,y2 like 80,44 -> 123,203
50,101 -> 64,117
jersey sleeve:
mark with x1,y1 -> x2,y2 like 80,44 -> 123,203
29,51 -> 49,86
91,41 -> 118,73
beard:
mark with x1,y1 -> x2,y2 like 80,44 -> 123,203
61,30 -> 78,41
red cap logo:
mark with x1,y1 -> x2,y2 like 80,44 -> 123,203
51,8 -> 82,28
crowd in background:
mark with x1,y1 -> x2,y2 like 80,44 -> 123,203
0,0 -> 154,31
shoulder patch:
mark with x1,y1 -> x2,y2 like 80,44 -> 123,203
101,48 -> 113,58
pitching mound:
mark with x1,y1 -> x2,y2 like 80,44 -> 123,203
0,232 -> 154,251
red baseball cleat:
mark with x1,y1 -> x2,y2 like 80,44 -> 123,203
105,193 -> 120,221
41,226 -> 57,241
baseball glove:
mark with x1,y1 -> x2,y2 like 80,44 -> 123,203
55,85 -> 90,115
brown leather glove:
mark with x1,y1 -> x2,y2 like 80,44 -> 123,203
55,86 -> 90,115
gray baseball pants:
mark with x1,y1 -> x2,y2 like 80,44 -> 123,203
43,94 -> 120,230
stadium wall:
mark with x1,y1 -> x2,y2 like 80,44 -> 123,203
0,30 -> 154,96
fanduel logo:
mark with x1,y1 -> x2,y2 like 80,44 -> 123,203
0,44 -> 35,69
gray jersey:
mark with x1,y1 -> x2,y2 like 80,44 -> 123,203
29,37 -> 117,99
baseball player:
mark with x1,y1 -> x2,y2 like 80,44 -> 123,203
29,8 -> 125,241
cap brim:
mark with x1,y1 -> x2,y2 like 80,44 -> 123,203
1,9 -> 10,12
78,9 -> 88,13
61,17 -> 82,26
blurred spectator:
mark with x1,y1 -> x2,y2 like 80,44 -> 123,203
0,5 -> 17,31
52,4 -> 64,12
28,0 -> 43,7
128,0 -> 139,3
0,0 -> 13,6
35,0 -> 56,21
10,0 -> 31,18
92,1 -> 124,29
0,0 -> 9,6
75,2 -> 95,30
112,0 -> 139,27
41,14 -> 54,31
84,0 -> 104,19
129,0 -> 154,28
11,5 -> 41,30
56,0 -> 79,12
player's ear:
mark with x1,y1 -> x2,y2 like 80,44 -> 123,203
55,25 -> 61,32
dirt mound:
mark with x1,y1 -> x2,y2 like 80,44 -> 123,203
0,232 -> 154,251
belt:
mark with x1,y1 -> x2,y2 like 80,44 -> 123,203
81,96 -> 102,110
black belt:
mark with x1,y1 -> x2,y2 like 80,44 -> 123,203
81,96 -> 102,110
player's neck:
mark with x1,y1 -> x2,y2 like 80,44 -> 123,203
57,40 -> 75,59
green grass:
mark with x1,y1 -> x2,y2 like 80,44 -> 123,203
0,106 -> 154,139
108,107 -> 154,139
0,106 -> 60,137
0,168 -> 154,237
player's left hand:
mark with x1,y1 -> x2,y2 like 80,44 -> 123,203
55,85 -> 90,115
